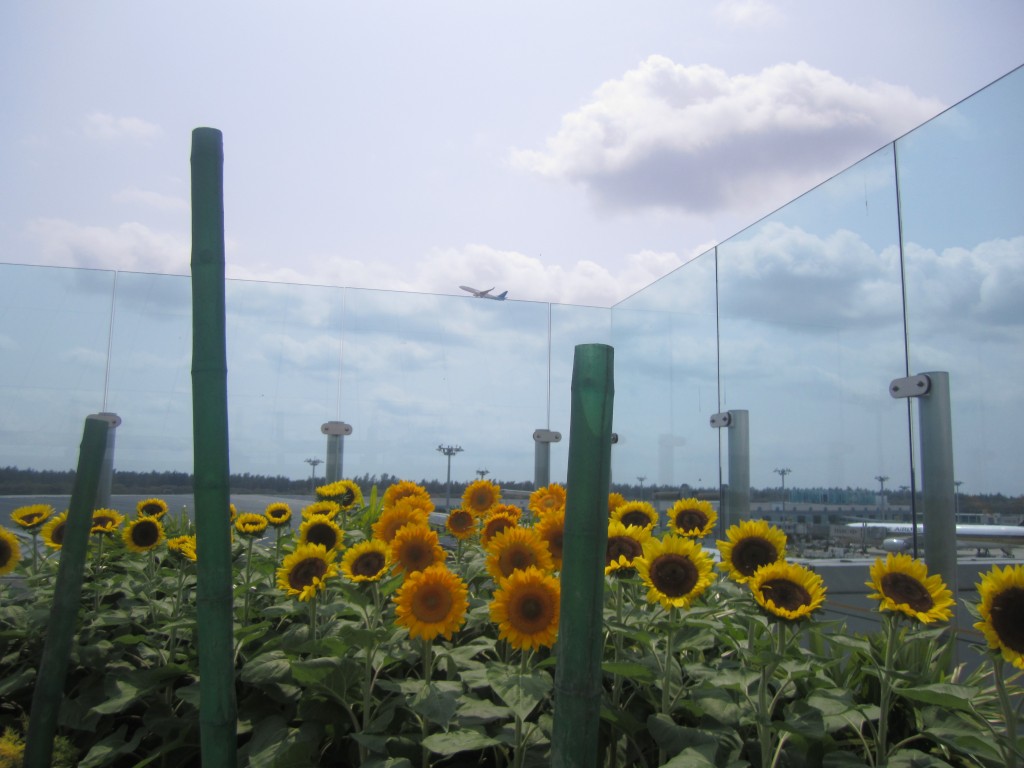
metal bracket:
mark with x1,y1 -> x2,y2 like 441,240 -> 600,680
321,421 -> 353,436
610,432 -> 619,444
889,375 -> 931,399
709,412 -> 732,428
88,412 -> 122,428
533,429 -> 561,443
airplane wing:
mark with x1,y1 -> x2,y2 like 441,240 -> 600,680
459,285 -> 493,297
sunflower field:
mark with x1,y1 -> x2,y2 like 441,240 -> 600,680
1,480 -> 1022,767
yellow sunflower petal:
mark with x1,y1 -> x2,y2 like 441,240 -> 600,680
716,519 -> 787,583
489,566 -> 561,651
974,564 -> 1024,669
866,553 -> 953,623
394,565 -> 468,641
750,561 -> 826,621
635,534 -> 716,609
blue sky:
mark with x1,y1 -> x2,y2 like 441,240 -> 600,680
2,1 -> 1022,306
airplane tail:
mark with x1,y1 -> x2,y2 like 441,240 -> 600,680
495,291 -> 508,300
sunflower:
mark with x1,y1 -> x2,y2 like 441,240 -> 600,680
372,502 -> 430,543
11,504 -> 54,530
316,479 -> 364,509
229,503 -> 237,523
605,520 -> 652,575
167,534 -> 198,561
607,492 -> 627,516
383,480 -> 433,510
41,512 -> 68,550
529,483 -> 566,518
445,508 -> 477,540
462,479 -> 502,516
974,564 -> 1024,669
265,502 -> 293,527
490,566 -> 561,651
394,565 -> 468,641
122,517 -> 165,553
302,500 -> 341,521
486,526 -> 554,581
299,514 -> 344,552
611,501 -> 659,531
136,498 -> 168,519
534,509 -> 566,570
341,539 -> 391,582
390,524 -> 446,574
866,553 -> 954,624
667,498 -> 717,538
90,509 -> 125,535
750,561 -> 826,621
481,511 -> 519,548
0,528 -> 21,576
635,535 -> 715,610
277,543 -> 338,601
717,520 -> 787,583
235,512 -> 269,538
487,504 -> 522,523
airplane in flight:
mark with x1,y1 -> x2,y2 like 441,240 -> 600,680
845,520 -> 1024,556
459,285 -> 508,300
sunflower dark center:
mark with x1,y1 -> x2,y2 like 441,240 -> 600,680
991,587 -> 1024,653
141,503 -> 162,515
650,554 -> 699,598
51,522 -> 66,545
512,591 -> 551,631
472,491 -> 492,508
353,551 -> 386,577
606,536 -> 643,564
306,524 -> 338,550
269,509 -> 288,520
881,572 -> 935,612
486,518 -> 514,540
413,585 -> 453,622
0,539 -> 11,565
289,557 -> 328,590
675,510 -> 707,533
546,533 -> 563,557
131,520 -> 160,547
93,516 -> 116,529
403,542 -> 435,570
761,578 -> 811,611
21,512 -> 45,525
449,511 -> 474,531
620,511 -> 651,528
732,537 -> 778,576
500,546 -> 535,575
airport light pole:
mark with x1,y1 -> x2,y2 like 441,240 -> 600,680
437,444 -> 463,512
954,480 -> 963,520
476,468 -> 490,480
305,457 -> 323,494
774,468 -> 791,516
636,475 -> 646,501
875,475 -> 889,519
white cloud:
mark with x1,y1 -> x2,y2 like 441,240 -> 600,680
714,0 -> 781,25
83,112 -> 161,141
511,58 -> 942,214
227,243 -> 687,307
26,218 -> 189,274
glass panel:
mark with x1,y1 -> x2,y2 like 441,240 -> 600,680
611,251 -> 720,497
899,65 -> 1024,498
0,264 -> 114,469
717,145 -> 907,515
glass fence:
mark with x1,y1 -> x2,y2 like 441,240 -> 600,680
0,65 -> 1021,499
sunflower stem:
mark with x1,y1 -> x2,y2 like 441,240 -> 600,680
658,607 -> 678,766
876,612 -> 900,765
994,656 -> 1020,768
513,649 -> 531,768
308,592 -> 318,643
242,536 -> 255,626
421,638 -> 434,768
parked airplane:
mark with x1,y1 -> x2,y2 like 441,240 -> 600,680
845,521 -> 1024,556
459,285 -> 508,300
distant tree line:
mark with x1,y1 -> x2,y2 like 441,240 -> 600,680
0,466 -> 1018,518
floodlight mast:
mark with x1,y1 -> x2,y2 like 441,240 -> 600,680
437,444 -> 463,512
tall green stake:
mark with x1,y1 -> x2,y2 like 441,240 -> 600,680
551,343 -> 614,768
190,126 -> 237,767
24,416 -> 108,768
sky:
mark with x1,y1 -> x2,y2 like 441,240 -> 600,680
2,1 -> 1023,308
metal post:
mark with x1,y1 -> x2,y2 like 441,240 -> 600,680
711,410 -> 749,529
321,421 -> 352,483
917,372 -> 957,602
89,412 -> 121,508
551,344 -> 614,768
533,429 -> 562,488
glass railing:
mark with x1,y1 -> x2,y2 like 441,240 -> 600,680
0,65 -> 1020,500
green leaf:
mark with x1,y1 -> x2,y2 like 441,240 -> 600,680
90,677 -> 142,715
601,660 -> 657,684
661,747 -> 719,767
456,696 -> 512,724
242,650 -> 295,686
243,716 -> 322,768
77,724 -> 144,768
896,684 -> 981,713
778,699 -> 826,740
886,748 -> 957,767
0,665 -> 34,696
486,664 -> 552,721
647,713 -> 720,759
410,682 -> 461,725
422,729 -> 501,756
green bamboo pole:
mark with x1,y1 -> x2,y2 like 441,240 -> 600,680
24,416 -> 109,768
190,126 -> 237,767
551,343 -> 614,768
